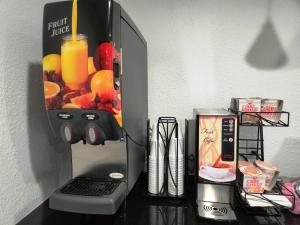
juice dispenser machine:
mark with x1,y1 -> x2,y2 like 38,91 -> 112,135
194,109 -> 238,221
42,0 -> 147,214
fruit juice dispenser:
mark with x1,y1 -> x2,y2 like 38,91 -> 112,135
194,109 -> 238,221
43,0 -> 148,214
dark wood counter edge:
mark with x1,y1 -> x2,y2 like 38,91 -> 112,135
16,200 -> 52,225
16,175 -> 300,225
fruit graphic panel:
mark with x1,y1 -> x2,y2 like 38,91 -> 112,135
43,41 -> 122,127
43,0 -> 122,127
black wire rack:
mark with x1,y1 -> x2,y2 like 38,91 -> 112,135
236,181 -> 296,217
146,117 -> 187,199
239,125 -> 265,161
230,110 -> 290,127
229,109 -> 290,162
228,109 -> 294,216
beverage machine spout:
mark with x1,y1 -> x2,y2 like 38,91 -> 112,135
43,0 -> 148,215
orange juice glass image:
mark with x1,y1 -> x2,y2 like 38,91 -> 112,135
61,34 -> 88,90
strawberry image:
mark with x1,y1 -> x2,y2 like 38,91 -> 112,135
94,42 -> 120,70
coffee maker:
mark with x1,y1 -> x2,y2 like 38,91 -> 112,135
194,109 -> 238,221
42,0 -> 147,214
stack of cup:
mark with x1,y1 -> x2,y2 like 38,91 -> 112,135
148,123 -> 165,194
168,125 -> 184,196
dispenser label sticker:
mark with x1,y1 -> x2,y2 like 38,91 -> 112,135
57,112 -> 73,120
198,116 -> 237,182
81,113 -> 99,121
43,0 -> 122,127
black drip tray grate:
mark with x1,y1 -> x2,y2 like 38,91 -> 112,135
60,177 -> 121,197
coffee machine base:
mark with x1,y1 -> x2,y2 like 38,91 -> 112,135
49,178 -> 127,215
196,183 -> 237,222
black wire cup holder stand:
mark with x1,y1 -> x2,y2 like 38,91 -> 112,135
146,117 -> 187,199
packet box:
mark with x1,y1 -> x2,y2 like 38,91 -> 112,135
238,163 -> 266,193
230,98 -> 261,123
254,160 -> 279,191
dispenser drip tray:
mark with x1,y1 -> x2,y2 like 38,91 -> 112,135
61,177 -> 121,197
197,201 -> 237,222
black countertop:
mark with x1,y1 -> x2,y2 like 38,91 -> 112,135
29,175 -> 300,225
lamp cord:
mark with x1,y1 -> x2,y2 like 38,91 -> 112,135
122,128 -> 146,148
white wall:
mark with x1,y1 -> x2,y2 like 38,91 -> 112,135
0,0 -> 72,224
1,0 -> 300,224
120,0 -> 300,176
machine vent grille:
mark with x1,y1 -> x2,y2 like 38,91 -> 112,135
61,177 -> 120,196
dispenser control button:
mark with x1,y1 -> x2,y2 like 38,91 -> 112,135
57,112 -> 73,120
60,123 -> 74,143
85,124 -> 106,145
64,126 -> 72,142
88,127 -> 97,143
85,124 -> 101,145
221,118 -> 235,161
